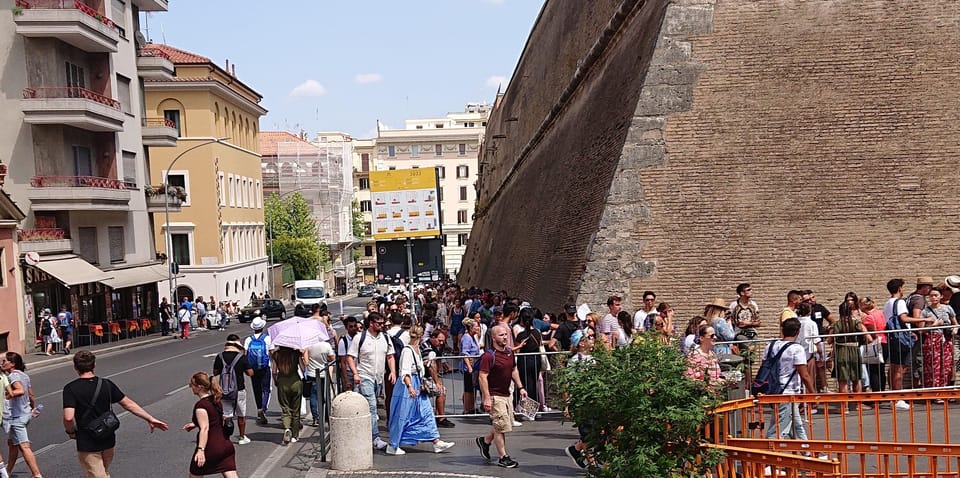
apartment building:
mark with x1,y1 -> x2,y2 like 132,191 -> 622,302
143,43 -> 268,305
0,0 -> 171,352
352,139 -> 376,283
374,103 -> 490,277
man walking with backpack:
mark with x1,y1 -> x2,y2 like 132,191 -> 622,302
761,318 -> 815,441
243,317 -> 273,425
345,312 -> 396,450
214,335 -> 254,444
884,278 -> 927,409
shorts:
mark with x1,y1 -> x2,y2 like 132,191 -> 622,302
462,370 -> 477,392
61,329 -> 73,342
490,395 -> 514,434
222,390 -> 247,418
3,414 -> 30,445
888,339 -> 912,365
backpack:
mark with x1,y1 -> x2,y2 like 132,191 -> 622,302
40,317 -> 52,336
390,329 -> 405,363
750,340 -> 802,396
217,352 -> 243,401
885,298 -> 915,348
247,334 -> 270,370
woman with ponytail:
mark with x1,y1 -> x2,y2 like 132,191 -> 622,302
184,372 -> 237,477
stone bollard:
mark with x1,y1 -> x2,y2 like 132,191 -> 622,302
330,391 -> 373,471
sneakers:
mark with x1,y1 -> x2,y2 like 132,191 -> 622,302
565,445 -> 588,469
476,436 -> 491,460
895,400 -> 911,410
498,455 -> 519,468
373,437 -> 389,450
512,420 -> 523,427
290,437 -> 299,443
282,428 -> 292,445
433,440 -> 455,453
256,411 -> 268,425
386,445 -> 405,455
436,418 -> 456,428
236,436 -> 251,445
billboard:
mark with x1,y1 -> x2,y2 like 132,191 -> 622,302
369,168 -> 441,241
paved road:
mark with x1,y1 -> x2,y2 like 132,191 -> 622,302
12,294 -> 368,478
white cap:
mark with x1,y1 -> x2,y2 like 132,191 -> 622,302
250,317 -> 267,330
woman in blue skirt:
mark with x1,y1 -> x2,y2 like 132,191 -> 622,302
386,325 -> 455,455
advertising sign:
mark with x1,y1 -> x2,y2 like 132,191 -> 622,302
370,168 -> 440,241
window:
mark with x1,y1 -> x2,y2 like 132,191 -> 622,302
435,144 -> 442,157
167,173 -> 187,205
241,178 -> 248,207
412,165 -> 419,169
441,235 -> 448,247
457,210 -> 468,224
411,145 -> 419,157
416,125 -> 423,129
0,247 -> 5,287
163,109 -> 181,135
435,124 -> 444,129
218,173 -> 226,206
360,200 -> 371,212
358,178 -> 369,190
388,166 -> 396,171
73,146 -> 93,176
108,226 -> 124,263
439,211 -> 444,224
459,186 -> 468,201
457,233 -> 468,247
364,245 -> 373,256
116,75 -> 132,114
172,233 -> 191,265
361,153 -> 370,172
438,187 -> 443,201
122,151 -> 136,185
256,180 -> 262,208
387,146 -> 396,157
78,227 -> 98,264
437,166 -> 445,179
458,143 -> 466,156
482,122 -> 487,127
65,62 -> 85,90
363,222 -> 371,236
228,175 -> 235,206
456,165 -> 469,178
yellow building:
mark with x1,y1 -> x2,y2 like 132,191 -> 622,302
143,44 -> 268,305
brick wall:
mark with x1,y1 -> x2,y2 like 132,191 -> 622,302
462,0 -> 960,329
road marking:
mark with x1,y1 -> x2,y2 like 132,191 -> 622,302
166,384 -> 190,396
34,443 -> 63,455
35,343 -> 221,400
249,426 -> 319,478
202,353 -> 218,358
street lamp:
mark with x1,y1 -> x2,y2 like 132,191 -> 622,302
164,137 -> 229,306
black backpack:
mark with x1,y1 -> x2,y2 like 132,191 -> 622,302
751,340 -> 801,396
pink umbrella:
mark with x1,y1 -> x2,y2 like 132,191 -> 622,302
267,317 -> 330,350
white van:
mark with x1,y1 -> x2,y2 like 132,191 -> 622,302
293,280 -> 327,313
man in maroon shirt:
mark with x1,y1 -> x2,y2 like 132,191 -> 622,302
476,325 -> 527,469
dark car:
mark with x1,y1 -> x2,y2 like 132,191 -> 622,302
358,284 -> 379,297
238,299 -> 288,323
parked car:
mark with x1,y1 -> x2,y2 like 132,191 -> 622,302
358,284 -> 379,297
238,299 -> 288,323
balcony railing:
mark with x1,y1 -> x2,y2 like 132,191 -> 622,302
15,0 -> 120,33
142,117 -> 176,128
30,175 -> 137,190
18,228 -> 70,242
137,47 -> 170,59
22,87 -> 121,110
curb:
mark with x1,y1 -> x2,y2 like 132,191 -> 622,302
26,334 -> 176,369
306,469 -> 498,478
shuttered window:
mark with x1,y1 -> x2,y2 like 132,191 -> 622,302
108,227 -> 124,263
78,227 -> 98,264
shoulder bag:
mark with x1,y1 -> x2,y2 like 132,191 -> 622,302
411,346 -> 440,397
82,378 -> 120,439
860,340 -> 884,365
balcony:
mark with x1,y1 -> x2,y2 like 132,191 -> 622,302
136,48 -> 175,80
141,118 -> 178,147
17,228 -> 72,254
144,184 -> 185,213
13,0 -> 121,53
130,0 -> 168,12
21,87 -> 125,132
27,175 -> 136,211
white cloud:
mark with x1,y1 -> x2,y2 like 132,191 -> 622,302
289,80 -> 327,97
486,75 -> 508,89
354,73 -> 383,85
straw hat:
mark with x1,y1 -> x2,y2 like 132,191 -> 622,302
705,298 -> 729,310
945,275 -> 960,293
917,276 -> 935,286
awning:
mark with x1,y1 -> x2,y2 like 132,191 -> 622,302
35,257 -> 112,286
101,264 -> 176,289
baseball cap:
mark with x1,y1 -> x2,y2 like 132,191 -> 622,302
564,303 -> 576,314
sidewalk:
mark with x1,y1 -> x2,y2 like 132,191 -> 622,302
305,415 -> 582,478
27,328 -> 188,369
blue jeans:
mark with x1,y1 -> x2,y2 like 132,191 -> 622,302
357,378 -> 383,440
765,402 -> 808,440
308,377 -> 327,421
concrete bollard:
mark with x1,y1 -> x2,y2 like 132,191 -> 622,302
330,391 -> 373,471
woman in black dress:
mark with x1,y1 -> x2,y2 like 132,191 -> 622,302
184,372 -> 238,478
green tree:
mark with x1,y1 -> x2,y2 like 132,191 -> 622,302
556,336 -> 724,477
351,198 -> 365,239
264,192 -> 325,280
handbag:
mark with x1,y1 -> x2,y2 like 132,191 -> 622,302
82,378 -> 120,439
410,346 -> 440,397
302,376 -> 315,399
860,341 -> 884,365
538,344 -> 551,372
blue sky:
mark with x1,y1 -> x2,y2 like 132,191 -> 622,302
144,1 -> 544,139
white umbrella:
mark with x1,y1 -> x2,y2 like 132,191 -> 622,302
267,317 -> 330,350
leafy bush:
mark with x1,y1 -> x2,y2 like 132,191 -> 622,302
555,335 -> 725,477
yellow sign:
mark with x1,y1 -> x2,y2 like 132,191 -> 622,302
369,169 -> 440,240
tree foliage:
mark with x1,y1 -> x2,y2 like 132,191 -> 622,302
555,336 -> 725,477
264,192 -> 325,280
351,198 -> 365,240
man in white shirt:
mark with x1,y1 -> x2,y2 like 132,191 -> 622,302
764,317 -> 815,441
795,302 -> 822,402
598,295 -> 622,349
346,312 -> 396,449
633,291 -> 657,331
884,278 -> 926,410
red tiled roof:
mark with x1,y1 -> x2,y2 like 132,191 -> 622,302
259,131 -> 321,157
143,43 -> 210,64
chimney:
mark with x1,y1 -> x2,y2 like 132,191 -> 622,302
225,59 -> 229,71
232,64 -> 236,77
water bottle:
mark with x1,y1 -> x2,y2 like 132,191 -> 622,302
32,403 -> 43,417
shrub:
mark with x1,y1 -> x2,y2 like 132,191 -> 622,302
555,335 -> 725,477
